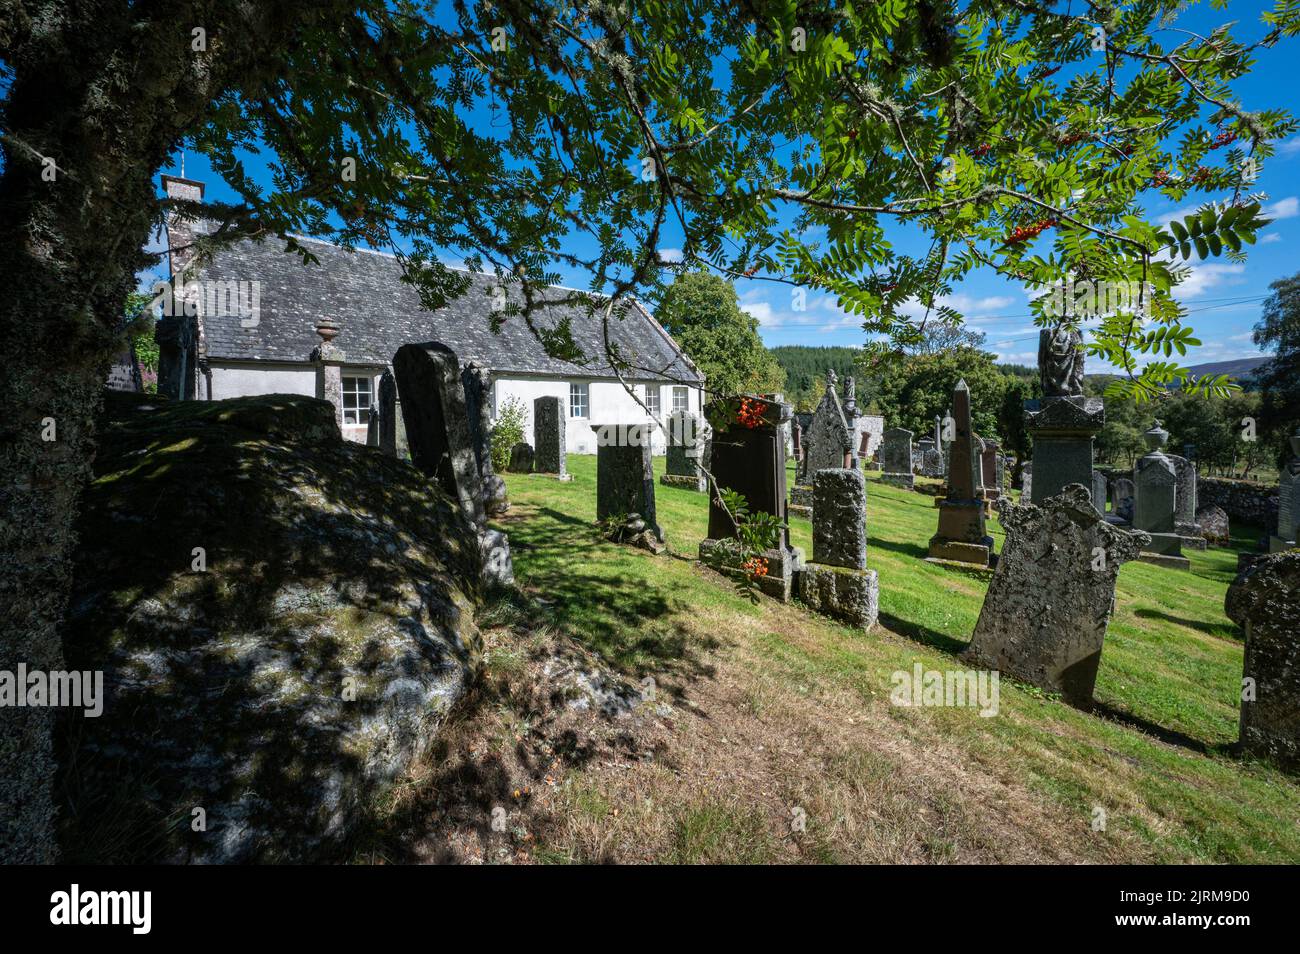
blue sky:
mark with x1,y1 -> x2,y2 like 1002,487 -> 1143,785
155,1 -> 1300,372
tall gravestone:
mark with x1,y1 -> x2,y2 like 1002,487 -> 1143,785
392,342 -> 514,587
365,406 -> 380,448
533,395 -> 571,480
1020,462 -> 1032,501
881,427 -> 915,489
965,485 -> 1148,708
594,424 -> 664,552
1112,477 -> 1135,523
1027,326 -> 1104,504
927,380 -> 994,567
1270,427 -> 1300,553
462,362 -> 508,516
791,372 -> 854,519
1133,421 -> 1189,569
661,410 -> 709,492
701,395 -> 802,601
798,469 -> 879,628
980,438 -> 1004,500
1168,454 -> 1204,548
1227,551 -> 1300,773
1091,471 -> 1108,516
378,369 -> 408,460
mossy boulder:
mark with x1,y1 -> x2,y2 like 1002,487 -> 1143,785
60,392 -> 483,862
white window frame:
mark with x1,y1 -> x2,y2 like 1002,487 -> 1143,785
671,385 -> 689,412
342,375 -> 373,426
569,382 -> 589,419
644,384 -> 661,418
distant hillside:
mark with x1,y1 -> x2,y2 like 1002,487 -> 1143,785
770,345 -> 861,409
1183,356 -> 1271,381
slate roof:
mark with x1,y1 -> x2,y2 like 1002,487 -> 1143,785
188,230 -> 703,383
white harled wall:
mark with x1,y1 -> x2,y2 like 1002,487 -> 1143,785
208,361 -> 703,452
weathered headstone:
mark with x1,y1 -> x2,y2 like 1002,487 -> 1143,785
916,437 -> 943,478
366,405 -> 379,448
791,372 -> 855,517
1227,551 -> 1300,773
508,441 -> 534,473
1197,504 -> 1230,546
533,395 -> 570,480
661,410 -> 709,492
1027,326 -> 1104,504
881,427 -> 915,489
965,485 -> 1149,707
980,439 -> 1004,500
701,395 -> 802,600
1133,421 -> 1189,569
1020,462 -> 1032,501
1091,471 -> 1107,515
392,342 -> 514,586
798,468 -> 879,628
927,380 -> 993,567
594,423 -> 664,552
1269,427 -> 1300,553
1113,477 -> 1135,523
462,362 -> 508,516
1167,453 -> 1204,549
378,369 -> 407,460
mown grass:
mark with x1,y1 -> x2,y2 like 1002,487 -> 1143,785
498,455 -> 1300,863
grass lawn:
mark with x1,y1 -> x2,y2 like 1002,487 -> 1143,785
481,455 -> 1300,864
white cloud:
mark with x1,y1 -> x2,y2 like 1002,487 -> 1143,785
1262,232 -> 1283,244
658,247 -> 683,262
1263,197 -> 1299,220
1279,138 -> 1300,157
1174,262 -> 1246,300
741,300 -> 776,327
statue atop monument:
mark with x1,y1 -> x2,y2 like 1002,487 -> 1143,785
1038,324 -> 1085,397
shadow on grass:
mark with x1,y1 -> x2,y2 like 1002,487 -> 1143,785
878,612 -> 967,655
503,507 -> 718,682
1090,700 -> 1222,757
1134,607 -> 1241,642
868,537 -> 931,561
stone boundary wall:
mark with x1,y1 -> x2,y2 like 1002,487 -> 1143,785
1097,466 -> 1277,532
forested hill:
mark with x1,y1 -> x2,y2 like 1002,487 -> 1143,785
770,345 -> 860,409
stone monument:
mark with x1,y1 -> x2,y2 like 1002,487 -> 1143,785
1133,420 -> 1190,569
1168,454 -> 1205,549
791,371 -> 854,519
462,362 -> 508,517
881,427 -> 915,489
1227,551 -> 1300,773
964,485 -> 1148,708
1270,427 -> 1300,553
392,342 -> 514,586
798,468 -> 879,629
594,423 -> 664,553
1027,325 -> 1104,504
533,395 -> 571,480
661,410 -> 709,492
927,380 -> 994,568
700,395 -> 803,601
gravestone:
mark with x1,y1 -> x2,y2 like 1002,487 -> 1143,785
378,370 -> 408,460
533,395 -> 570,480
798,468 -> 879,628
798,370 -> 855,482
1112,477 -> 1135,523
366,406 -> 379,448
1269,427 -> 1300,552
1168,454 -> 1205,548
1027,326 -> 1104,504
701,395 -> 802,601
1227,551 -> 1300,773
916,437 -> 943,478
508,441 -> 534,473
927,380 -> 994,567
1091,471 -> 1107,515
965,485 -> 1148,708
980,439 -> 1004,500
462,362 -> 508,516
594,423 -> 663,552
1133,421 -> 1189,569
392,342 -> 514,586
881,427 -> 915,489
1020,462 -> 1032,501
661,410 -> 709,492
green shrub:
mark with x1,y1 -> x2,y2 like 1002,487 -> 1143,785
490,396 -> 528,472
